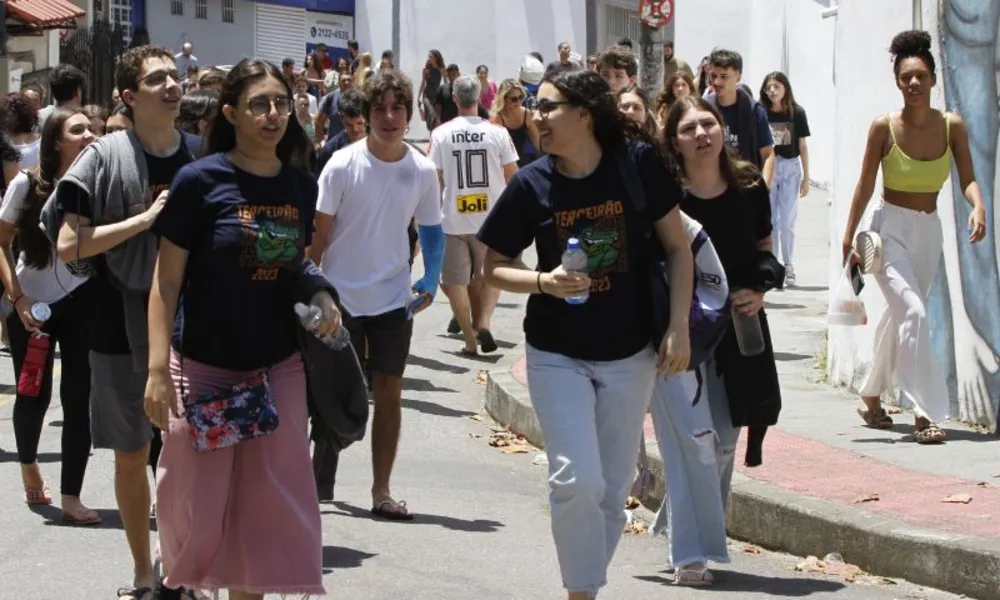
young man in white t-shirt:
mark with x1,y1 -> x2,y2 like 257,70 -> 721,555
311,69 -> 444,521
430,75 -> 519,355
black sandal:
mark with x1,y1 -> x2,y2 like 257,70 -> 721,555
477,329 -> 498,353
116,586 -> 152,600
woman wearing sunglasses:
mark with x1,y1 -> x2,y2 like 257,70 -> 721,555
491,78 -> 541,167
145,58 -> 335,599
477,69 -> 693,599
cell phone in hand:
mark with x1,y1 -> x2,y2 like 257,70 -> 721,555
850,262 -> 865,296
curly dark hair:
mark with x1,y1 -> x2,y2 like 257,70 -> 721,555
1,93 -> 39,135
177,89 -> 219,135
362,68 -> 415,123
115,44 -> 174,97
596,45 -> 638,77
541,68 -> 654,152
0,133 -> 19,165
890,29 -> 935,77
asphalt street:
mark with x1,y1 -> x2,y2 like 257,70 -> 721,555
0,248 -> 964,599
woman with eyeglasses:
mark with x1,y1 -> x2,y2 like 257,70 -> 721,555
0,108 -> 98,523
146,58 -> 333,598
477,69 -> 693,600
491,78 -> 541,167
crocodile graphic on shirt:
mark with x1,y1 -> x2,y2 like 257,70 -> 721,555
579,227 -> 621,272
255,218 -> 300,264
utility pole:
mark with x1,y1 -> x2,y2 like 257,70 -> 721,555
637,0 -> 673,96
0,0 -> 10,95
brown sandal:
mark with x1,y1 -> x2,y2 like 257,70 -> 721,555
915,423 -> 946,444
24,487 -> 52,505
857,407 -> 893,429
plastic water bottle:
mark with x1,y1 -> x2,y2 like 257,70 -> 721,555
30,302 -> 51,323
561,237 -> 590,305
731,304 -> 765,357
294,303 -> 350,350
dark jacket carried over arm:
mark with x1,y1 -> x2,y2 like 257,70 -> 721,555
294,259 -> 369,451
715,251 -> 784,467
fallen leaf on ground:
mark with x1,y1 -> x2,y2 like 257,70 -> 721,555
794,556 -> 865,582
468,433 -> 483,439
941,493 -> 973,504
977,481 -> 994,488
885,407 -> 902,414
500,445 -> 529,454
489,429 -> 532,454
475,370 -> 488,385
853,493 -> 880,504
624,520 -> 649,535
743,544 -> 762,554
468,414 -> 484,422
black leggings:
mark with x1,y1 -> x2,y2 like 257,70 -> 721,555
8,282 -> 93,496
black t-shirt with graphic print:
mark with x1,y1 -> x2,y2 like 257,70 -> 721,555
680,178 -> 772,289
477,142 -> 682,361
767,104 -> 810,160
152,153 -> 316,371
56,146 -> 194,355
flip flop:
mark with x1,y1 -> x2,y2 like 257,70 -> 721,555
674,565 -> 714,586
117,586 -> 153,600
477,329 -> 498,353
24,487 -> 52,505
371,498 -> 414,521
62,506 -> 101,526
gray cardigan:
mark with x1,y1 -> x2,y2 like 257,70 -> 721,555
40,130 -> 194,371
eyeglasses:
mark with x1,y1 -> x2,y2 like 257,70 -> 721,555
506,95 -> 524,103
247,94 -> 293,117
139,69 -> 181,87
536,99 -> 571,116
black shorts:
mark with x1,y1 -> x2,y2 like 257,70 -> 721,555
345,308 -> 412,378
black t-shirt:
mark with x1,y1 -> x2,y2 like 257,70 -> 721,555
434,83 -> 491,124
477,142 -> 681,361
152,153 -> 316,371
545,61 -> 582,77
56,144 -> 194,354
679,179 -> 772,289
767,104 -> 810,160
315,130 -> 353,175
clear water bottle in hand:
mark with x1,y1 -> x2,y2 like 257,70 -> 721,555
294,302 -> 350,350
731,305 -> 765,357
561,237 -> 590,305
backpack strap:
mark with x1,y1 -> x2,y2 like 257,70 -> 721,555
613,143 -> 652,241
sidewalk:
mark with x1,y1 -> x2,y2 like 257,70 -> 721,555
484,187 -> 1000,600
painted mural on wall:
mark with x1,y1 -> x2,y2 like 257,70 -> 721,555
928,0 -> 1000,429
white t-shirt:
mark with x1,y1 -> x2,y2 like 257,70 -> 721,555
316,140 -> 442,317
429,116 -> 519,235
14,138 -> 41,170
0,172 -> 87,303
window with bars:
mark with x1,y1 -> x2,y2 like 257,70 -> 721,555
222,0 -> 235,23
605,5 -> 642,49
109,0 -> 133,43
195,0 -> 207,19
171,0 -> 184,16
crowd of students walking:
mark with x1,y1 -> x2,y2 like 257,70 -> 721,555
0,23 -> 987,600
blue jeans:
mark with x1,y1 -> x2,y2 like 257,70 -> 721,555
649,360 -> 740,568
525,344 -> 656,595
769,155 -> 803,266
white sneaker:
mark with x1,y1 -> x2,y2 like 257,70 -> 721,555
785,264 -> 796,287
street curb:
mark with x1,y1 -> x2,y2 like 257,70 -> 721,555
484,366 -> 1000,600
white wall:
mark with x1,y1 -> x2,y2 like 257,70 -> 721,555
7,32 -> 59,72
364,0 -> 584,140
674,0 -> 751,72
146,0 -> 256,67
826,0 -> 912,391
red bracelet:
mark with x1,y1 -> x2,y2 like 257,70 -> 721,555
10,293 -> 23,306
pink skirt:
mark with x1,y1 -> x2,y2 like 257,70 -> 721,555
157,351 -> 324,595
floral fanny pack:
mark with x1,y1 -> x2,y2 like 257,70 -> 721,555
181,359 -> 279,453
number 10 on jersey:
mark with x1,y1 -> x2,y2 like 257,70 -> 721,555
451,149 -> 490,190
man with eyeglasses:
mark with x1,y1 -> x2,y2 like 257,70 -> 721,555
42,45 -> 200,600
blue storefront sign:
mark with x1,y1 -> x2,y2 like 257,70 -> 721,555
255,0 -> 355,61
254,0 -> 355,13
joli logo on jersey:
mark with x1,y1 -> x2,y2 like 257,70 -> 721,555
457,193 -> 489,214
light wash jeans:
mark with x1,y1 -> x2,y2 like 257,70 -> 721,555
525,343 -> 657,596
649,360 -> 741,569
770,155 -> 803,266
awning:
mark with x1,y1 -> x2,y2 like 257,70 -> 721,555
7,0 -> 86,28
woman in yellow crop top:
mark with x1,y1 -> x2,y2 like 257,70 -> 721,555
841,30 -> 987,444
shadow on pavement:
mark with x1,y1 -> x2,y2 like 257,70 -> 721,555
851,422 -> 1000,444
787,285 -> 828,293
403,377 -> 458,393
402,397 -> 476,418
635,568 -> 847,594
407,354 -> 471,375
0,449 -> 61,463
765,302 -> 807,310
435,335 -> 518,351
441,350 -> 503,364
327,501 -> 505,533
774,352 -> 812,362
30,504 -> 128,530
322,545 -> 377,573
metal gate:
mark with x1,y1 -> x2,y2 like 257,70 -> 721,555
59,19 -> 127,108
605,5 -> 642,49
